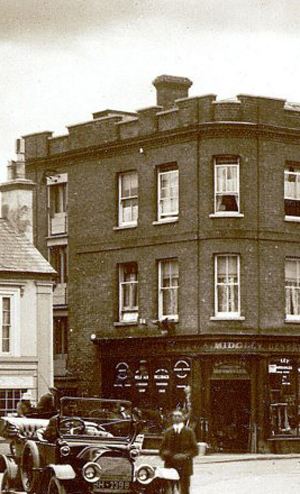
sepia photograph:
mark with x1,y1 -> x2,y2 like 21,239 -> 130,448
0,1 -> 300,492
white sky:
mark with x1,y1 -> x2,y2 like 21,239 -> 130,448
1,0 -> 300,182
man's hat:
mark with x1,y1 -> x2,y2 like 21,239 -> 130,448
49,386 -> 59,393
20,391 -> 32,401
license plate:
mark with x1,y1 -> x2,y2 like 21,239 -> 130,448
94,480 -> 130,492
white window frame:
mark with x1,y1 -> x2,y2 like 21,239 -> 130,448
157,169 -> 179,222
119,263 -> 138,323
214,254 -> 241,319
0,389 -> 23,416
0,288 -> 20,356
158,259 -> 179,321
284,169 -> 300,220
285,258 -> 300,321
118,172 -> 138,227
47,173 -> 68,236
214,159 -> 240,216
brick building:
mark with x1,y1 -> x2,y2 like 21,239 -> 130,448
18,75 -> 300,453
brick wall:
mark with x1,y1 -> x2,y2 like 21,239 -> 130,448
24,86 -> 300,395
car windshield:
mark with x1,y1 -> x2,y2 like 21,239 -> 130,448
58,397 -> 133,440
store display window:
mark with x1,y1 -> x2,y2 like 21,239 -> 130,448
106,357 -> 191,433
268,357 -> 299,436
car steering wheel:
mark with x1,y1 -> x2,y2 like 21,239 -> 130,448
60,417 -> 86,434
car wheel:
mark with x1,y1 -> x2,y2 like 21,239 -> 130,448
47,476 -> 66,494
20,440 -> 41,493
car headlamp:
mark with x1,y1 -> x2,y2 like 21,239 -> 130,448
60,443 -> 71,457
136,465 -> 155,485
82,462 -> 102,483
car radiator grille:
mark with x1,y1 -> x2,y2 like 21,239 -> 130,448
97,456 -> 132,481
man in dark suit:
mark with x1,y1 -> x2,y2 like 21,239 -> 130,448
36,387 -> 60,417
159,409 -> 199,494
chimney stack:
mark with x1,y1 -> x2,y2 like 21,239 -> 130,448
153,75 -> 193,109
0,138 -> 36,243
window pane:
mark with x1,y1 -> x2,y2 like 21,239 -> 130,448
120,173 -> 138,225
216,194 -> 238,212
0,389 -> 23,416
216,255 -> 239,314
120,263 -> 138,321
121,173 -> 138,198
163,288 -> 178,315
217,285 -> 227,312
285,259 -> 298,282
2,298 -> 10,353
159,170 -> 178,218
285,171 -> 300,200
285,286 -> 300,316
122,198 -> 138,224
285,259 -> 300,316
160,260 -> 179,318
215,163 -> 239,213
228,256 -> 238,279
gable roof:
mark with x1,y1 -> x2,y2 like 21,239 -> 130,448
0,219 -> 55,275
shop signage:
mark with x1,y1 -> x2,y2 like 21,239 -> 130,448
154,368 -> 170,394
202,341 -> 300,353
211,361 -> 248,378
174,359 -> 191,379
135,361 -> 149,393
113,362 -> 132,388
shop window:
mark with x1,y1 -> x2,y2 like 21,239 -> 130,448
158,259 -> 179,321
157,167 -> 179,222
119,263 -> 138,323
47,173 -> 68,235
214,157 -> 240,215
215,254 -> 240,318
0,389 -> 23,416
108,357 -> 191,433
285,258 -> 300,320
269,358 -> 298,436
284,167 -> 300,219
118,171 -> 138,227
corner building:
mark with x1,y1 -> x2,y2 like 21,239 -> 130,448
21,75 -> 300,453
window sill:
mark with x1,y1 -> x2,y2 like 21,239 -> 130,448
114,322 -> 138,327
209,213 -> 244,218
152,218 -> 178,225
285,318 -> 300,324
113,224 -> 138,230
210,316 -> 245,321
158,317 -> 179,323
284,216 -> 300,223
46,233 -> 68,240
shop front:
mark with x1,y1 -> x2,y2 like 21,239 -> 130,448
96,334 -> 300,453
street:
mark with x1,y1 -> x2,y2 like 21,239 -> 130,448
1,438 -> 300,494
192,458 -> 300,493
137,455 -> 300,494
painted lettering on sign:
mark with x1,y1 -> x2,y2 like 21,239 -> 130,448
202,342 -> 300,353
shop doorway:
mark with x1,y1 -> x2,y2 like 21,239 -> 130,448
210,380 -> 251,452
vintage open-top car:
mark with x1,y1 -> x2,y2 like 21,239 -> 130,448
0,397 -> 178,494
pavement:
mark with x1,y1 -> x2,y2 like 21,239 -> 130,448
138,451 -> 300,465
2,440 -> 300,493
2,438 -> 300,465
